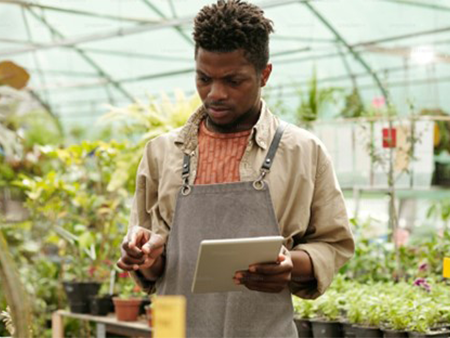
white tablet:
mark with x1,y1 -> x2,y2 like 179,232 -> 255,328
191,236 -> 284,294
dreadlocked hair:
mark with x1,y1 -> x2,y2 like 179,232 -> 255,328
193,0 -> 274,73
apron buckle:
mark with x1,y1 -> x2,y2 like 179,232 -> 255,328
253,169 -> 268,190
181,174 -> 192,196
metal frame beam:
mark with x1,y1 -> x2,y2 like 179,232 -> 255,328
0,0 -> 301,57
0,38 -> 193,62
381,0 -> 450,12
0,0 -> 161,24
276,30 -> 450,66
272,35 -> 336,43
303,1 -> 390,102
140,0 -> 193,45
19,6 -> 63,133
25,7 -> 135,102
47,73 -> 450,118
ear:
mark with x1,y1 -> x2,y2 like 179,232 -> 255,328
260,63 -> 272,87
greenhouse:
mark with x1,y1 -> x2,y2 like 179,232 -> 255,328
1,0 -> 450,337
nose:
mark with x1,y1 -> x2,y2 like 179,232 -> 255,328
208,81 -> 228,101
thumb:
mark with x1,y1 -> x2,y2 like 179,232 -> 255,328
277,254 -> 286,263
142,234 -> 165,255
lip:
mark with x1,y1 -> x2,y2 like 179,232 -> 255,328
208,107 -> 231,119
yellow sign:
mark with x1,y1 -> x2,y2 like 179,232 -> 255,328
444,257 -> 450,279
154,296 -> 186,338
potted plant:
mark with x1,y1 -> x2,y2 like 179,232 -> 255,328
15,141 -> 130,314
380,294 -> 410,338
346,284 -> 384,338
62,257 -> 103,314
113,272 -> 147,322
295,69 -> 343,130
292,297 -> 314,338
407,287 -> 450,338
309,290 -> 344,338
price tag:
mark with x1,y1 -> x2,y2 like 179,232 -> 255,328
444,257 -> 450,278
154,296 -> 186,338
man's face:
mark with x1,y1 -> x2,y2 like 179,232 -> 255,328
195,48 -> 272,132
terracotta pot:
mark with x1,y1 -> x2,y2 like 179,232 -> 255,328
113,297 -> 142,322
146,306 -> 153,328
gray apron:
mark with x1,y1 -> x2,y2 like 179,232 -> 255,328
156,122 -> 297,338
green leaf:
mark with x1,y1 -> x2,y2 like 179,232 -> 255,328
53,226 -> 77,245
78,232 -> 94,250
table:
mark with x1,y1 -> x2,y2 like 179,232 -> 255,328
52,310 -> 152,338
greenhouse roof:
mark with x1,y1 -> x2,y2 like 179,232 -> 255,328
1,0 -> 450,131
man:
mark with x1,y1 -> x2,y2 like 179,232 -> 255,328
117,1 -> 354,337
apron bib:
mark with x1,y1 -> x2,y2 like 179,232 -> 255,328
156,122 -> 297,338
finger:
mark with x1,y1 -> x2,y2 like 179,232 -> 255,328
140,257 -> 156,269
238,272 -> 291,284
121,242 -> 144,258
242,281 -> 285,293
142,234 -> 165,255
116,259 -> 136,271
128,230 -> 143,250
121,255 -> 146,266
248,261 -> 292,275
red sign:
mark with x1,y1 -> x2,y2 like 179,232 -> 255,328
382,128 -> 396,148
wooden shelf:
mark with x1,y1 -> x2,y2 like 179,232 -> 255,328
52,310 -> 152,338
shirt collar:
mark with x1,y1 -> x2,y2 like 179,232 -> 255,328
175,99 -> 272,153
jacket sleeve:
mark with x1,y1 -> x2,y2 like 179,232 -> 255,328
290,148 -> 355,299
127,141 -> 169,293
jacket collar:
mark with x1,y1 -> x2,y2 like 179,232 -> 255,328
175,100 -> 272,153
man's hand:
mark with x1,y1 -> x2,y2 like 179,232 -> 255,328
117,226 -> 165,271
233,247 -> 293,293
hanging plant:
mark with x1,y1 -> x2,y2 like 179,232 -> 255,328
295,69 -> 343,128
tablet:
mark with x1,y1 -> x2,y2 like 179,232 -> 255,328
191,236 -> 284,293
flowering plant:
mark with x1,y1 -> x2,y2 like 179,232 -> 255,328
116,271 -> 146,299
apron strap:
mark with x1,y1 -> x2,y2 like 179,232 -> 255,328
260,121 -> 288,172
181,153 -> 192,195
180,121 -> 288,192
182,153 -> 191,178
253,121 -> 288,190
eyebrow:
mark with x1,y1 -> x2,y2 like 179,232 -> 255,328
196,70 -> 247,79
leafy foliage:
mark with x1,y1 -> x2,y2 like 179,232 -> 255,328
295,69 -> 343,127
293,278 -> 450,333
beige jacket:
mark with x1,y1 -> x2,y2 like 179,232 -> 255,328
129,101 -> 354,299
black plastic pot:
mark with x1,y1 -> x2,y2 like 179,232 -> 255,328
294,317 -> 313,338
63,281 -> 101,314
408,331 -> 450,338
383,328 -> 408,338
353,325 -> 383,338
90,295 -> 114,316
139,298 -> 151,316
311,319 -> 343,338
433,162 -> 450,187
342,322 -> 356,338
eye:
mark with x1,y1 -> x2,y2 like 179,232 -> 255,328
227,78 -> 241,86
197,75 -> 210,84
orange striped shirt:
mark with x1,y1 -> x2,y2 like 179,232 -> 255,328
195,119 -> 251,185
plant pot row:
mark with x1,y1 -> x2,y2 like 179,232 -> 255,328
63,281 -> 151,322
294,318 -> 450,338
